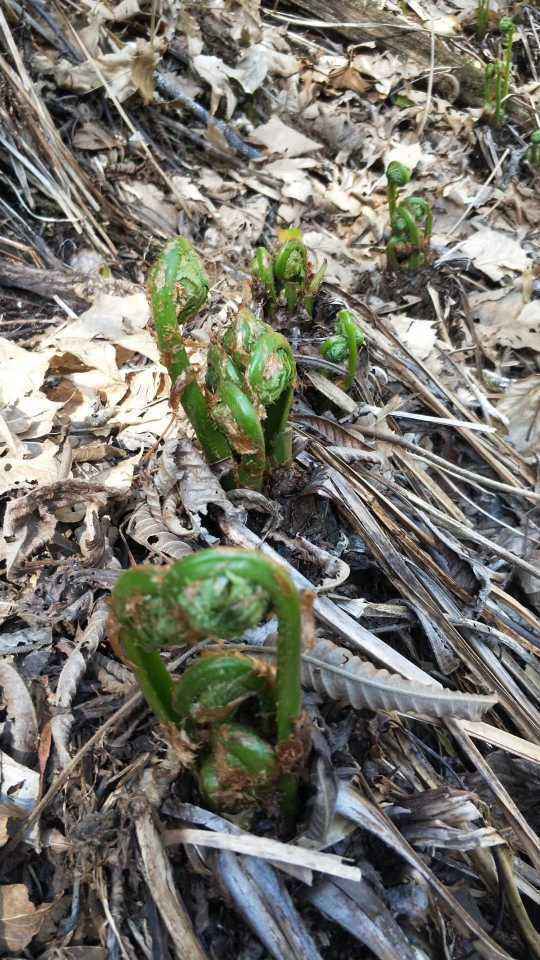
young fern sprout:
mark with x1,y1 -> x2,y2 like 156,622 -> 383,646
527,130 -> 540,169
251,229 -> 326,317
207,309 -> 296,487
483,61 -> 502,123
500,17 -> 515,102
109,548 -> 305,817
385,162 -> 412,222
484,18 -> 515,124
148,238 -> 232,466
387,197 -> 433,271
149,240 -> 296,490
321,310 -> 365,391
476,0 -> 490,38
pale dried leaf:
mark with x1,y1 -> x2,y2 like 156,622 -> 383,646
497,375 -> 540,458
127,503 -> 194,560
0,663 -> 37,760
54,40 -> 161,102
0,339 -> 51,405
117,181 -> 178,234
0,441 -> 61,496
304,371 -> 358,414
192,54 -> 238,118
0,884 -> 46,951
301,637 -> 497,720
1,481 -> 108,578
169,828 -> 362,881
172,440 -> 238,520
385,142 -> 424,172
457,228 -> 531,281
388,315 -> 437,362
52,601 -> 109,768
135,811 -> 208,960
72,121 -> 120,150
250,116 -> 322,157
68,291 -> 150,341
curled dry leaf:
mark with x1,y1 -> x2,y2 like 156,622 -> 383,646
51,600 -> 109,768
0,481 -> 108,579
127,503 -> 194,560
0,884 -> 48,952
0,662 -> 38,763
301,637 -> 498,720
268,530 -> 350,593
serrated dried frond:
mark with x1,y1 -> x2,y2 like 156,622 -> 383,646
302,638 -> 497,721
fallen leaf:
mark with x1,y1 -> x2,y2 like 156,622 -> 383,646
232,43 -> 299,94
72,121 -> 120,151
54,40 -> 162,102
328,63 -> 371,95
117,181 -> 178,235
457,228 -> 531,281
497,375 -> 540,458
127,503 -> 194,560
0,441 -> 61,496
0,884 -> 45,950
0,339 -> 51,405
385,142 -> 424,172
250,116 -> 322,157
67,291 -> 150,341
388,315 -> 438,361
469,290 -> 540,351
192,54 -> 238,118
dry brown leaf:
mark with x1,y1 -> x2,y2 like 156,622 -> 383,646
497,375 -> 540,458
0,884 -> 45,950
117,181 -> 178,235
127,504 -> 194,560
130,38 -> 158,104
192,54 -> 238,118
250,116 -> 322,157
72,121 -> 121,151
457,228 -> 531,281
53,40 -> 162,102
328,63 -> 371,94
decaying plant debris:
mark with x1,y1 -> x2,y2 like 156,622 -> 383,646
1,0 -> 540,957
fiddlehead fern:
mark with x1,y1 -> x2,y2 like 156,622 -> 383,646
527,130 -> 540,169
149,242 -> 297,490
500,17 -> 515,102
476,0 -> 490,37
321,310 -> 365,391
386,162 -> 412,222
387,197 -> 432,271
110,548 -> 305,816
483,18 -> 515,125
251,230 -> 326,317
148,238 -> 232,465
207,309 -> 297,483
